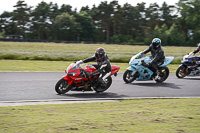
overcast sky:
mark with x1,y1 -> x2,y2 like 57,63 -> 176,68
0,0 -> 179,14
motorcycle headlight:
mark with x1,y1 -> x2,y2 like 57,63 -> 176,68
67,72 -> 77,76
181,58 -> 188,63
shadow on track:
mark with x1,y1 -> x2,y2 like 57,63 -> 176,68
126,82 -> 182,89
57,92 -> 128,99
182,78 -> 200,80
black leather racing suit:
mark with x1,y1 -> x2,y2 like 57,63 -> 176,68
142,44 -> 165,73
193,47 -> 200,54
193,47 -> 200,66
83,54 -> 111,81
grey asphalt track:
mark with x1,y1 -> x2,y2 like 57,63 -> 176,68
0,72 -> 200,106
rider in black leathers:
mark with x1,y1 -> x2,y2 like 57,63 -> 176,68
79,48 -> 111,88
192,43 -> 200,66
141,38 -> 165,77
193,43 -> 200,54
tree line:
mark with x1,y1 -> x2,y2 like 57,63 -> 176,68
0,0 -> 199,46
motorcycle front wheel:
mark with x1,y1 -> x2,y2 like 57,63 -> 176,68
176,65 -> 190,78
55,78 -> 72,94
123,70 -> 137,83
155,67 -> 169,83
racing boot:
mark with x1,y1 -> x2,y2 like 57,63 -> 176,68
150,71 -> 157,80
154,70 -> 161,80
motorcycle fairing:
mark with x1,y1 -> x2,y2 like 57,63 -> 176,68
62,75 -> 73,85
186,56 -> 200,62
160,57 -> 174,67
183,56 -> 200,66
129,56 -> 151,66
129,56 -> 174,68
127,65 -> 154,81
128,56 -> 153,81
183,62 -> 195,66
187,65 -> 200,76
127,66 -> 137,76
188,69 -> 200,76
135,66 -> 154,81
111,65 -> 120,76
82,65 -> 97,73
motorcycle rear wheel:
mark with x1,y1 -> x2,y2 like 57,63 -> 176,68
155,67 -> 169,83
95,77 -> 112,93
123,70 -> 136,83
55,78 -> 72,94
176,65 -> 190,78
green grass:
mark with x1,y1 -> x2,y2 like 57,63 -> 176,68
0,42 -> 196,63
0,60 -> 179,73
0,99 -> 200,133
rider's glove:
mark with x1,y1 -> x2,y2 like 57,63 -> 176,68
76,60 -> 84,64
136,53 -> 141,58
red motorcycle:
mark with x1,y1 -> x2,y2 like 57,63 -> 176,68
55,62 -> 120,94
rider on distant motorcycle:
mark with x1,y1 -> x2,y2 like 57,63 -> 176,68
193,43 -> 200,55
77,48 -> 111,89
189,43 -> 200,66
141,38 -> 165,78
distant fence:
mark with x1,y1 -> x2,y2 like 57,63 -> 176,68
0,38 -> 148,45
0,38 -> 195,47
0,38 -> 107,44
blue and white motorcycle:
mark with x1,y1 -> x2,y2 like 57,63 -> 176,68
123,52 -> 174,83
176,52 -> 200,78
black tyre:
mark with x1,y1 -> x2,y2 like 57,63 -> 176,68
55,78 -> 72,94
123,70 -> 136,83
176,65 -> 190,78
95,77 -> 112,93
155,67 -> 169,83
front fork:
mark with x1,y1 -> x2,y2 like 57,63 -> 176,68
127,66 -> 137,76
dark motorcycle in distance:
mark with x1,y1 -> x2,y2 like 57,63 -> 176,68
176,52 -> 200,78
55,61 -> 120,94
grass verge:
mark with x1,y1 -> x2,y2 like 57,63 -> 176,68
0,42 -> 195,63
0,98 -> 200,133
0,60 -> 179,73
